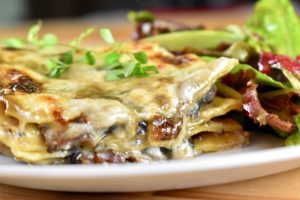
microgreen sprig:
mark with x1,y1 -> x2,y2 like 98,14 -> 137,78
69,27 -> 95,49
1,22 -> 158,80
46,28 -> 97,77
100,28 -> 115,44
99,28 -> 159,81
85,51 -> 96,65
46,58 -> 70,78
1,21 -> 58,49
1,22 -> 58,49
2,38 -> 25,49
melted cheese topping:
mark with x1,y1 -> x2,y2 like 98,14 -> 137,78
0,42 -> 244,164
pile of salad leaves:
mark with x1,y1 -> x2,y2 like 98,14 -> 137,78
246,0 -> 300,145
130,0 -> 300,145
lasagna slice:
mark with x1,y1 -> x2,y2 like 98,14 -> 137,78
0,43 -> 249,164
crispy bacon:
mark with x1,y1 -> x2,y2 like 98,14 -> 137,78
243,81 -> 294,133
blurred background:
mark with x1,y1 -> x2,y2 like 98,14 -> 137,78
0,0 -> 261,26
0,0 -> 298,41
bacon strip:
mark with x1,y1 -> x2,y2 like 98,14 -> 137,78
243,81 -> 294,133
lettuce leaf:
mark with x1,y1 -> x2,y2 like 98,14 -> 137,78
231,64 -> 286,89
282,69 -> 300,90
200,56 -> 286,88
286,115 -> 300,145
246,0 -> 300,59
144,30 -> 244,52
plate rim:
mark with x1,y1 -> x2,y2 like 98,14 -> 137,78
0,145 -> 300,179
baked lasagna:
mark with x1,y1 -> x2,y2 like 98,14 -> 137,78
0,41 -> 250,164
1,0 -> 300,164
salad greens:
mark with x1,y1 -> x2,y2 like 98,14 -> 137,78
245,0 -> 300,91
246,0 -> 300,59
282,69 -> 300,90
144,30 -> 244,52
238,0 -> 300,145
286,115 -> 300,146
138,0 -> 300,145
245,0 -> 300,144
202,56 -> 286,89
231,64 -> 286,89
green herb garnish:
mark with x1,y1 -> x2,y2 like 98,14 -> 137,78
133,51 -> 148,64
46,58 -> 70,78
105,52 -> 121,65
47,28 -> 98,77
1,23 -> 158,80
100,28 -> 115,44
41,33 -> 58,47
85,51 -> 96,65
1,38 -> 25,49
60,51 -> 74,65
99,28 -> 159,81
70,27 -> 95,48
27,22 -> 42,45
27,21 -> 58,47
1,21 -> 58,49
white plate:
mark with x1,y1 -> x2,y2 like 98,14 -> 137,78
0,132 -> 300,192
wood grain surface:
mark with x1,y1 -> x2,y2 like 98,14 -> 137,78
1,168 -> 300,200
1,4 -> 300,200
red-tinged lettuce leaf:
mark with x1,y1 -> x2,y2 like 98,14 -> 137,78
242,81 -> 294,133
260,89 -> 300,139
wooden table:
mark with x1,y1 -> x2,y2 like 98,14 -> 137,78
1,5 -> 300,200
1,168 -> 300,200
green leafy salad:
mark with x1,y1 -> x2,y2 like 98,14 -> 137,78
129,0 -> 300,146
